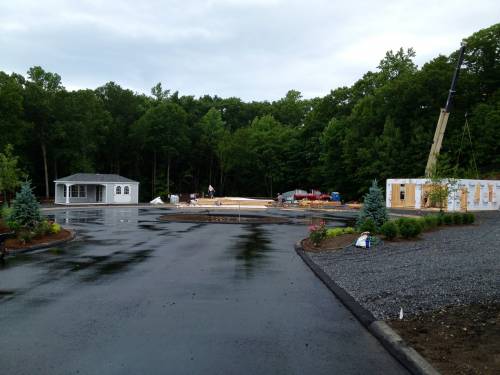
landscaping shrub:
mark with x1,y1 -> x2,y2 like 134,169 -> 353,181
7,182 -> 41,231
380,221 -> 398,240
470,213 -> 476,224
17,229 -> 34,244
326,227 -> 343,237
35,220 -> 52,237
1,203 -> 12,219
397,218 -> 422,239
326,227 -> 356,238
343,227 -> 355,234
309,222 -> 327,246
443,213 -> 454,225
357,180 -> 388,231
358,217 -> 377,233
423,215 -> 439,230
436,213 -> 445,226
50,223 -> 61,234
463,212 -> 475,224
452,213 -> 463,225
416,217 -> 427,230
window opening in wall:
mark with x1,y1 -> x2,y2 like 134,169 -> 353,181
399,184 -> 405,200
124,186 -> 130,195
70,185 -> 86,198
116,186 -> 121,195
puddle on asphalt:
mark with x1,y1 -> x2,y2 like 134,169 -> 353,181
0,290 -> 16,300
43,249 -> 154,282
229,225 -> 272,278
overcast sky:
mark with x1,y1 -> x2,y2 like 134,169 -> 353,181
1,0 -> 498,101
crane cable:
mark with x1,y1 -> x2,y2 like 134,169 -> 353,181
455,113 -> 479,178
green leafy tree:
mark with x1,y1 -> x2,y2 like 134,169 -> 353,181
23,66 -> 64,198
199,107 -> 227,188
357,180 -> 388,230
0,144 -> 25,205
132,102 -> 190,195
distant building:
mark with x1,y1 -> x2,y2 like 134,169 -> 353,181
54,173 -> 139,205
386,178 -> 499,211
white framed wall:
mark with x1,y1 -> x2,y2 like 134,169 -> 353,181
386,178 -> 499,211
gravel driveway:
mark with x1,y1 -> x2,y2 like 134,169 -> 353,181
309,211 -> 500,320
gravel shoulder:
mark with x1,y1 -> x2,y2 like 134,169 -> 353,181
308,211 -> 500,320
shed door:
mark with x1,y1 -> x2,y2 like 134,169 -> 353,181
114,184 -> 132,203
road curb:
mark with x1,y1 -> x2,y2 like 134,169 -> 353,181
295,241 -> 440,375
5,229 -> 76,256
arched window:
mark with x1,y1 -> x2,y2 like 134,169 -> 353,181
124,186 -> 130,195
116,186 -> 121,195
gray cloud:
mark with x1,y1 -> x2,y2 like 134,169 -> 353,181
1,0 -> 498,100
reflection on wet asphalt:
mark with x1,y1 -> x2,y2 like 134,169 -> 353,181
0,208 -> 406,375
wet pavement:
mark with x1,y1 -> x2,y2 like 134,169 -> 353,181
0,208 -> 406,374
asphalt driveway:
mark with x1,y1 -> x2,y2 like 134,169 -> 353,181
0,208 -> 407,374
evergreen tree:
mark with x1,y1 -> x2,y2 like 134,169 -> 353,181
8,181 -> 41,230
357,179 -> 388,230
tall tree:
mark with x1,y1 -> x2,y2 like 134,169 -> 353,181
199,107 -> 227,188
132,102 -> 190,195
23,66 -> 64,198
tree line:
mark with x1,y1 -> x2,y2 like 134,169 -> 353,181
1,23 -> 498,202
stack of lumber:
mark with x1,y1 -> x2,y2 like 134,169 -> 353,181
298,200 -> 341,208
196,197 -> 273,207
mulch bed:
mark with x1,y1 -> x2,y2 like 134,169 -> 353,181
302,233 -> 358,252
390,303 -> 500,375
4,229 -> 73,250
159,213 -> 290,224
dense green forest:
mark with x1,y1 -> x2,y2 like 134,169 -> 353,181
1,24 -> 498,202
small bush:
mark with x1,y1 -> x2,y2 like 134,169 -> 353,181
452,213 -> 463,225
443,214 -> 454,225
17,230 -> 34,244
35,220 -> 52,237
309,223 -> 327,246
469,213 -> 476,224
380,221 -> 398,240
423,215 -> 438,230
416,217 -> 427,230
463,212 -> 475,224
326,227 -> 357,238
1,204 -> 12,219
50,223 -> 61,234
397,218 -> 422,239
343,227 -> 356,234
358,217 -> 377,233
326,227 -> 344,238
436,213 -> 445,226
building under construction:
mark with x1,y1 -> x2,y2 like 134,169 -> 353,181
386,178 -> 499,211
386,42 -> 498,212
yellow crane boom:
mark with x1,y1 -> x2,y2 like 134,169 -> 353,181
425,42 -> 467,177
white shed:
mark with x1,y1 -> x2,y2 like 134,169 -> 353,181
54,173 -> 139,205
386,178 -> 499,211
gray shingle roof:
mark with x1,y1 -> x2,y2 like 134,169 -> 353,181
54,173 -> 138,183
